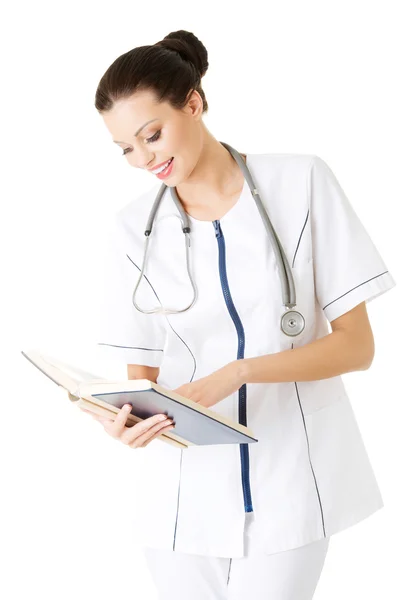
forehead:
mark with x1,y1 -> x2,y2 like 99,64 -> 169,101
102,90 -> 170,137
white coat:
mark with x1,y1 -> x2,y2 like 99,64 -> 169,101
97,153 -> 396,558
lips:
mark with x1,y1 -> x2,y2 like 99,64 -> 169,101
149,158 -> 173,171
154,157 -> 174,179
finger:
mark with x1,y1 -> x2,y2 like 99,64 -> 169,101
105,404 -> 135,438
121,416 -> 172,447
112,406 -> 168,440
141,424 -> 175,448
132,423 -> 175,449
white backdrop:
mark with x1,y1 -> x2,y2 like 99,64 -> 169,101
3,0 -> 399,598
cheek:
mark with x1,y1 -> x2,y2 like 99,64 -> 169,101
172,120 -> 197,151
167,125 -> 201,174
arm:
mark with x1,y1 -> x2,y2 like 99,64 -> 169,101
236,302 -> 375,385
127,364 -> 160,384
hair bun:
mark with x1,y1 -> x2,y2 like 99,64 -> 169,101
156,30 -> 209,78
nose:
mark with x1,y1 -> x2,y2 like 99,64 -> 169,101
133,146 -> 154,170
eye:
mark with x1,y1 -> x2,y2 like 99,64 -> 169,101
121,129 -> 162,156
146,129 -> 162,144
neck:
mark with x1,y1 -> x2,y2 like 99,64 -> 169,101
175,130 -> 245,209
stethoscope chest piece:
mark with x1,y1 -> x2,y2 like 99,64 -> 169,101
281,310 -> 306,336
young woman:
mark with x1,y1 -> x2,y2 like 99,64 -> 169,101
82,29 -> 396,600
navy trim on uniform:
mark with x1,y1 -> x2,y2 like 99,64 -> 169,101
173,449 -> 184,552
292,209 -> 310,268
227,559 -> 232,585
292,342 -> 326,537
165,321 -> 197,384
322,271 -> 388,311
213,219 -> 253,514
97,343 -> 163,352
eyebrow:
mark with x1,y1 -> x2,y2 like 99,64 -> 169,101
112,118 -> 159,144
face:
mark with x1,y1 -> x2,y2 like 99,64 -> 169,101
101,88 -> 204,186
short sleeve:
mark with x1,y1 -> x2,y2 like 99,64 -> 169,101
308,155 -> 397,323
96,213 -> 167,367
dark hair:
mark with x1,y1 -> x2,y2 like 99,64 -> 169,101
94,30 -> 209,115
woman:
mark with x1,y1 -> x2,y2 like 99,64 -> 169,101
83,30 -> 396,599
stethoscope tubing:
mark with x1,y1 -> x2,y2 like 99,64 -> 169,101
131,142 -> 305,336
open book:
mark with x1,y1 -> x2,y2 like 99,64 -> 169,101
21,349 -> 258,450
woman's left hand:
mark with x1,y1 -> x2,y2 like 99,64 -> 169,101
171,362 -> 243,409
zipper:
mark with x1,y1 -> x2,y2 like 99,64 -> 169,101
213,220 -> 253,513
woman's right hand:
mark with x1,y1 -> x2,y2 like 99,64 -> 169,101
79,404 -> 175,449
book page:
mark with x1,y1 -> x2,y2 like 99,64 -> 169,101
42,353 -> 107,384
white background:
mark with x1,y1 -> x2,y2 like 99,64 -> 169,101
3,0 -> 399,598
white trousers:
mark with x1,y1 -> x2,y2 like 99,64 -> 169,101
143,513 -> 330,600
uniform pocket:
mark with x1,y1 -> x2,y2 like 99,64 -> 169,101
296,376 -> 348,415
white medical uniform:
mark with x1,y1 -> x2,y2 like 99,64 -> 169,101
143,517 -> 330,600
97,153 -> 396,559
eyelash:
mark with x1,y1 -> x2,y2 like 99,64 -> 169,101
122,130 -> 162,155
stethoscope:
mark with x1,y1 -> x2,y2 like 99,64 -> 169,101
132,141 -> 305,337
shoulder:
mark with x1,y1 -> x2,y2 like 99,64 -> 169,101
248,153 -> 324,206
248,153 -> 322,190
249,152 -> 317,172
102,182 -> 162,258
110,181 -> 163,249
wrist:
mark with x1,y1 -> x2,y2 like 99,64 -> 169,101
232,359 -> 247,387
